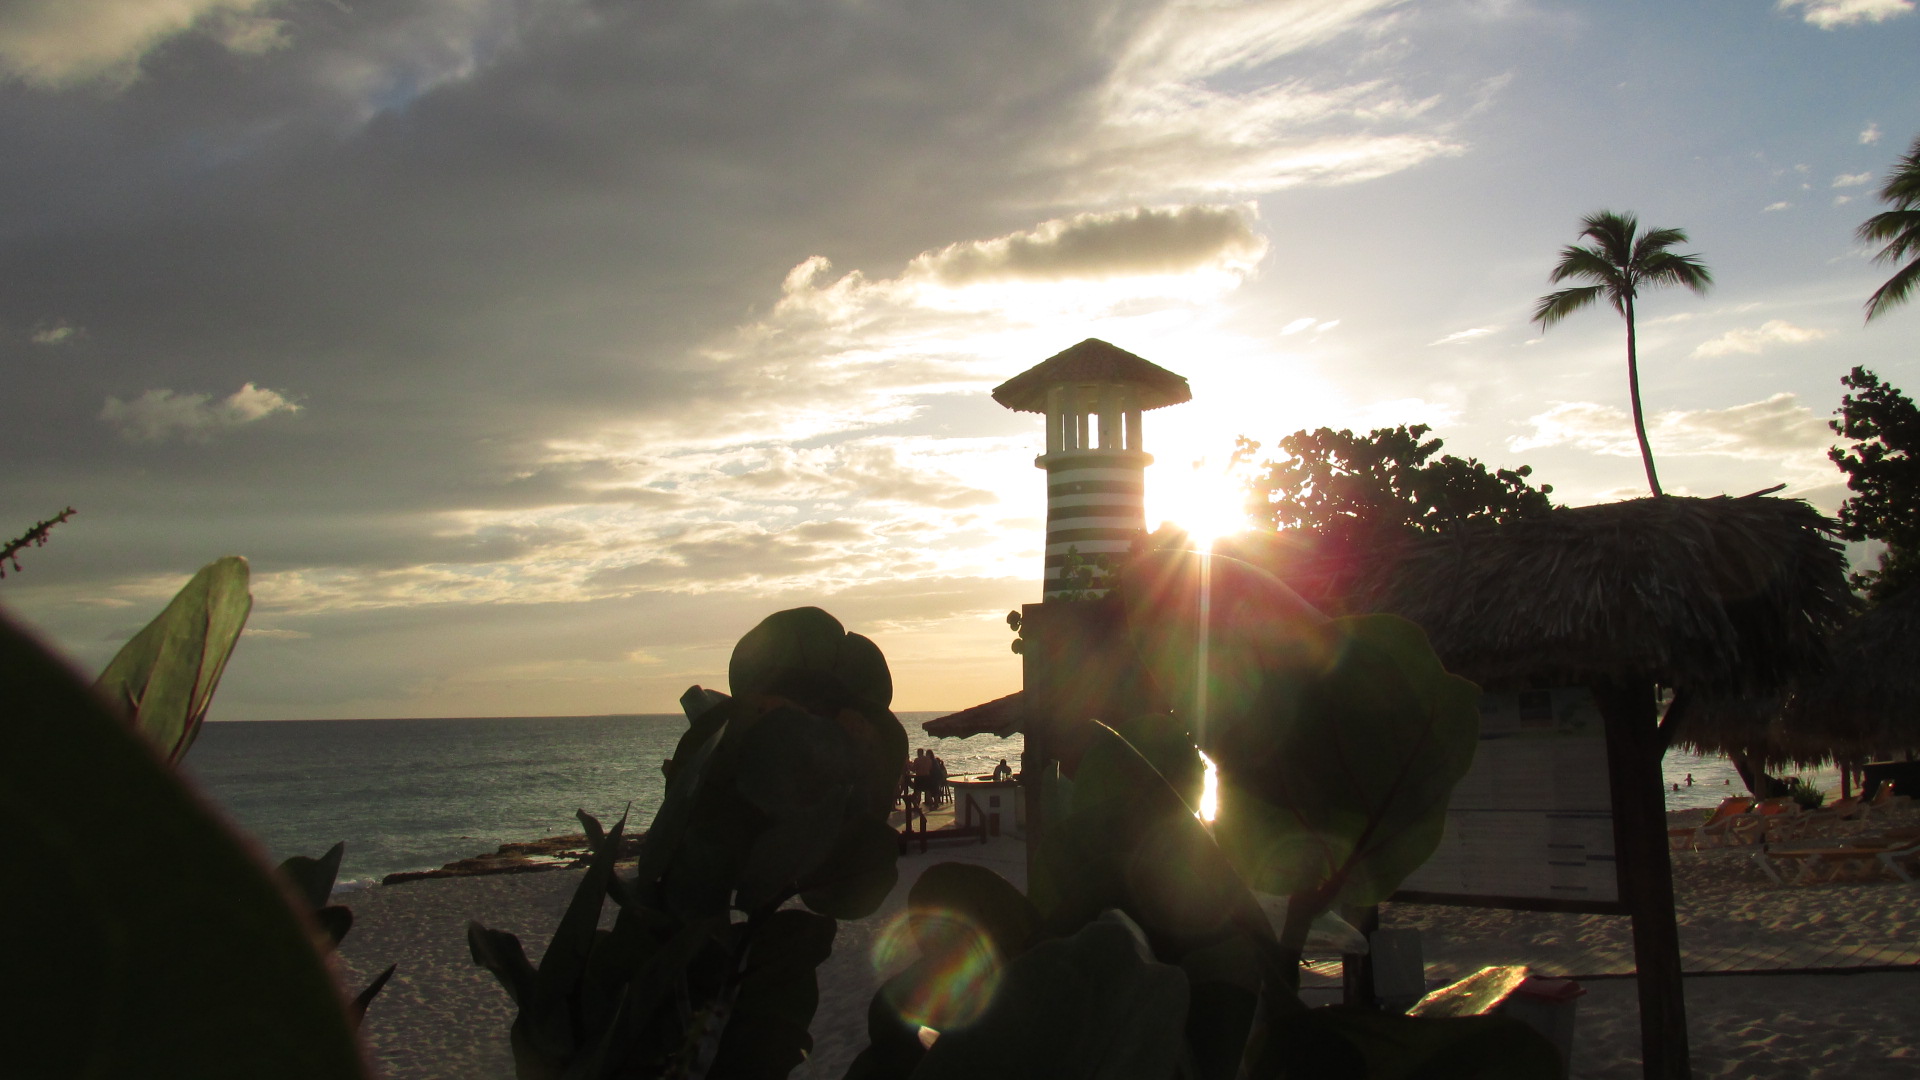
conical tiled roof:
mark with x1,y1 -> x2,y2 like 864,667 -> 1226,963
991,338 -> 1191,413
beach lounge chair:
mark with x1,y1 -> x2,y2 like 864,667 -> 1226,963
1670,796 -> 1754,851
1727,798 -> 1800,846
1877,839 -> 1920,883
1777,795 -> 1869,841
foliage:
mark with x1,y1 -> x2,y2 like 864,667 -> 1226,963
96,555 -> 253,763
469,607 -> 908,1079
1239,426 -> 1555,546
0,506 -> 75,579
279,843 -> 398,1026
0,611 -> 369,1078
1781,777 -> 1825,812
842,551 -> 1557,1080
1533,209 -> 1712,497
1829,367 -> 1920,601
1859,132 -> 1920,322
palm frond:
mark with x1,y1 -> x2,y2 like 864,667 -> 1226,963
1858,208 -> 1920,256
1579,210 -> 1638,263
1533,284 -> 1604,328
1632,226 -> 1690,263
1864,256 -> 1920,322
1640,251 -> 1714,294
1546,245 -> 1623,287
1878,134 -> 1920,207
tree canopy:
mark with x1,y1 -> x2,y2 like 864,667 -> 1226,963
1239,425 -> 1556,547
1830,366 -> 1920,601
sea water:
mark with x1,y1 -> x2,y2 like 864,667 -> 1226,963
182,712 -> 1834,889
184,713 -> 1021,889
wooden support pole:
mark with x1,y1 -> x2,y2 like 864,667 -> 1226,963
1596,677 -> 1691,1080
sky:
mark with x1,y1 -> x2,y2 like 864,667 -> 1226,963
3,0 -> 1917,719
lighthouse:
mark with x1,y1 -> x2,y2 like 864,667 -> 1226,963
992,339 -> 1191,599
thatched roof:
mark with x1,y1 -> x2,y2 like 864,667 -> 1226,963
1332,494 -> 1850,696
923,692 -> 1023,738
991,339 -> 1191,413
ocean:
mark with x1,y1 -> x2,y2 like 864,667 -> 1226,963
182,713 -> 1841,890
183,713 -> 1021,889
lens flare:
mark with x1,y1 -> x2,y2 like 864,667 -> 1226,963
1197,750 -> 1219,823
870,907 -> 1004,1032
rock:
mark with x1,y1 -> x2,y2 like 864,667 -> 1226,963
381,832 -> 647,885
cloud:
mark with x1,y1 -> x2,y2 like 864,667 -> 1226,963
1835,194 -> 1854,206
1778,0 -> 1914,29
99,382 -> 300,443
1280,317 -> 1318,335
1430,327 -> 1495,346
1862,122 -> 1883,144
1833,171 -> 1875,187
0,0 -> 289,89
30,321 -> 78,345
906,205 -> 1266,287
1763,201 -> 1792,212
1510,394 -> 1832,461
1690,320 -> 1830,358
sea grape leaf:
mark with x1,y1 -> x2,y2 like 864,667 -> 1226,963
1266,1006 -> 1562,1080
278,841 -> 347,912
728,606 -> 894,711
907,862 -> 1040,962
95,555 -> 253,763
910,911 -> 1190,1080
708,908 -> 837,1078
796,816 -> 900,920
1206,614 -> 1480,908
0,613 -> 366,1079
1030,723 -> 1274,965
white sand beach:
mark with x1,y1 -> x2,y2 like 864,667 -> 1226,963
336,823 -> 1920,1080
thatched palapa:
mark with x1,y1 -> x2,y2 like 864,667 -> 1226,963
923,691 -> 1023,738
1343,495 -> 1850,697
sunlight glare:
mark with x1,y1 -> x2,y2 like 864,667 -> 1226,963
1197,750 -> 1219,823
1150,460 -> 1246,549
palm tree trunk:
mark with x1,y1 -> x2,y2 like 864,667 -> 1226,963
1624,293 -> 1664,496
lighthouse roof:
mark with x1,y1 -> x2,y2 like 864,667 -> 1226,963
991,338 -> 1192,413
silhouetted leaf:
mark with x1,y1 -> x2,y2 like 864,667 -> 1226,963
95,555 -> 252,763
911,911 -> 1190,1080
709,909 -> 836,1078
1,613 -> 365,1079
278,842 -> 346,912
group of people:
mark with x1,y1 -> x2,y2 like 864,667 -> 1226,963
906,748 -> 950,807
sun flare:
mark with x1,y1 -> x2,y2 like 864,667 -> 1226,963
1146,458 -> 1247,549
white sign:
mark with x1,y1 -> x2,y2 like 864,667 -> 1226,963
1399,688 -> 1618,904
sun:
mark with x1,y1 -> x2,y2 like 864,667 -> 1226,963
1146,458 -> 1248,550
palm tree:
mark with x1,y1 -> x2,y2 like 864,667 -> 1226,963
1533,210 -> 1712,497
1861,133 -> 1920,322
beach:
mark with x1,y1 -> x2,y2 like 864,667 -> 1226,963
334,811 -> 1920,1080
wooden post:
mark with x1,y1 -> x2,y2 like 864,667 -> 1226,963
1595,677 -> 1691,1080
1019,602 -> 1051,884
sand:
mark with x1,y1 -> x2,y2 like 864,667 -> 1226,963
335,823 -> 1920,1079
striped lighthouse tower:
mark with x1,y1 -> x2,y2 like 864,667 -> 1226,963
992,339 -> 1191,600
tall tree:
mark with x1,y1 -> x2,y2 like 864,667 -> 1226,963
1240,425 -> 1555,547
1533,210 -> 1713,497
1860,132 -> 1920,322
1830,366 -> 1920,601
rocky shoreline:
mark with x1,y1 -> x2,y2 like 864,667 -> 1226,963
380,832 -> 647,885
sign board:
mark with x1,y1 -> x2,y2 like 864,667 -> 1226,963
1395,688 -> 1622,910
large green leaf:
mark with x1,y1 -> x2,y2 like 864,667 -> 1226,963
728,606 -> 894,711
95,555 -> 252,763
1,613 -> 366,1079
708,909 -> 837,1078
910,911 -> 1190,1080
1205,614 -> 1480,909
